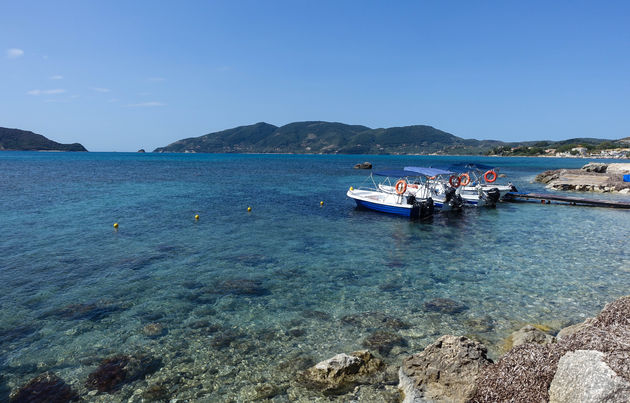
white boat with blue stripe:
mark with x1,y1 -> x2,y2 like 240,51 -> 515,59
347,168 -> 449,218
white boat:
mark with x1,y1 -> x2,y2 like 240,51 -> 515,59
443,163 -> 518,207
346,169 -> 436,218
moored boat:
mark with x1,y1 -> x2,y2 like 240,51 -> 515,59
346,169 -> 435,219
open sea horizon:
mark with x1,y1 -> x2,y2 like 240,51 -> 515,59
1,151 -> 630,401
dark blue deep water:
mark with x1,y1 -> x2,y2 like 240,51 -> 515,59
1,152 -> 629,401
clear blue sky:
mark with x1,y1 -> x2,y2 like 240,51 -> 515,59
1,1 -> 629,151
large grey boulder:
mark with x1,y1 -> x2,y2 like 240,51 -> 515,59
582,162 -> 608,173
549,350 -> 630,402
299,350 -> 384,395
398,335 -> 492,403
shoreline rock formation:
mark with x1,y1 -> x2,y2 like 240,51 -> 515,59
536,162 -> 630,193
9,296 -> 630,402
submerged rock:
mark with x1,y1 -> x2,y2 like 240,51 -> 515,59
44,302 -> 122,322
10,372 -> 78,403
141,384 -> 169,401
549,350 -> 630,403
362,330 -> 407,355
299,350 -> 384,395
142,322 -> 166,338
0,324 -> 38,344
301,310 -> 331,321
214,279 -> 270,297
423,298 -> 468,314
505,324 -> 555,351
85,354 -> 161,393
341,312 -> 410,330
464,315 -> 495,333
210,329 -> 242,349
398,335 -> 492,403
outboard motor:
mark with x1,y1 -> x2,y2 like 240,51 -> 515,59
444,187 -> 456,203
487,187 -> 501,206
411,197 -> 434,219
444,187 -> 464,210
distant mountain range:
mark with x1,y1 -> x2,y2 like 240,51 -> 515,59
153,121 -> 507,154
0,127 -> 87,152
153,121 -> 625,155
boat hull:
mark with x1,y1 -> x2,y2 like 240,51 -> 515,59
353,198 -> 414,217
347,189 -> 433,218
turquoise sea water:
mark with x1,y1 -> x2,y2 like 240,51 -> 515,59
1,152 -> 630,401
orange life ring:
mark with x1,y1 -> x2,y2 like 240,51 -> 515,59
395,179 -> 407,195
428,176 -> 436,180
459,173 -> 470,186
484,170 -> 497,183
449,175 -> 461,188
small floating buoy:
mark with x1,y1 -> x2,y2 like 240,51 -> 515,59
349,186 -> 354,191
113,222 -> 119,229
247,206 -> 252,212
541,200 -> 545,204
320,201 -> 324,206
195,214 -> 199,220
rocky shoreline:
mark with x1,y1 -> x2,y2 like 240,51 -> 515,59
536,162 -> 630,193
7,296 -> 630,402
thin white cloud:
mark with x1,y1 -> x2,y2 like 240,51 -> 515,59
126,101 -> 166,107
27,89 -> 67,96
147,77 -> 165,82
50,75 -> 64,80
44,99 -> 69,103
108,98 -> 119,103
6,48 -> 24,59
89,87 -> 111,93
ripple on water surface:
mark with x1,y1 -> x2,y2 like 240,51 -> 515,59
1,153 -> 629,401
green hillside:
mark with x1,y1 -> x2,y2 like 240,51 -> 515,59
154,121 -> 502,154
0,127 -> 87,151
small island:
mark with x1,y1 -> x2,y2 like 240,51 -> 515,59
0,127 -> 87,152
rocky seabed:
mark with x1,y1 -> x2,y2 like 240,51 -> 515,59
5,296 -> 630,402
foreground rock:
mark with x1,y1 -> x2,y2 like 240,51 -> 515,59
299,350 -> 384,395
549,350 -> 630,402
471,296 -> 630,402
535,163 -> 630,193
85,354 -> 161,393
398,335 -> 492,402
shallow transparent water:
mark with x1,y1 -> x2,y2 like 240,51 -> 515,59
1,152 -> 629,401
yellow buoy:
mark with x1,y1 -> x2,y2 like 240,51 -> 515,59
247,206 -> 252,212
349,186 -> 354,191
113,222 -> 119,229
195,214 -> 200,220
320,201 -> 324,206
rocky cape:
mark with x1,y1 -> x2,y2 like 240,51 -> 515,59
536,162 -> 630,193
0,127 -> 87,152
